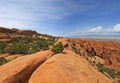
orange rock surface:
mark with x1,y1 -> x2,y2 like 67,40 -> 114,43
0,50 -> 53,83
29,50 -> 112,83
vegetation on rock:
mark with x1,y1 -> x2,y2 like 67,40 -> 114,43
51,42 -> 64,54
96,63 -> 120,82
71,43 -> 80,55
0,41 -> 7,53
6,42 -> 29,54
0,57 -> 8,66
1,35 -> 56,55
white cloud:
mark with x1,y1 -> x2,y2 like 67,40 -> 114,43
113,24 -> 120,32
0,0 -> 96,29
87,26 -> 102,32
66,24 -> 120,36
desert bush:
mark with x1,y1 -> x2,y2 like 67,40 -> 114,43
71,43 -> 80,55
6,42 -> 29,54
4,36 -> 57,54
116,72 -> 120,78
0,41 -> 7,53
28,42 -> 39,54
51,42 -> 64,54
96,63 -> 119,78
47,40 -> 55,45
22,36 -> 33,43
11,37 -> 21,43
96,63 -> 104,72
12,36 -> 33,44
0,57 -> 8,66
36,39 -> 49,50
47,37 -> 56,45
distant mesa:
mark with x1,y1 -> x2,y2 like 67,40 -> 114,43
0,27 -> 14,33
0,27 -> 38,43
16,30 -> 37,35
0,27 -> 37,35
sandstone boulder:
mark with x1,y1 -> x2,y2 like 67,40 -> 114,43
29,50 -> 112,83
0,50 -> 53,83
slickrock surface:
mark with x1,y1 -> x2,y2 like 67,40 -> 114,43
0,50 -> 53,83
29,50 -> 112,83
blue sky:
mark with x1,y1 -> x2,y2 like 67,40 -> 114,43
0,0 -> 120,36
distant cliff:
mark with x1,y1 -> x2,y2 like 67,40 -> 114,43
0,27 -> 37,35
0,27 -> 38,43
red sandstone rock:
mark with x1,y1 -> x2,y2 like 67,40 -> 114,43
69,39 -> 120,71
0,33 -> 10,39
0,27 -> 14,33
0,50 -> 53,83
16,30 -> 37,35
29,50 -> 112,83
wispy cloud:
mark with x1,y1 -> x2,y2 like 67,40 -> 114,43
87,26 -> 102,32
113,24 -> 120,32
0,0 -> 96,29
0,0 -> 120,36
66,24 -> 120,36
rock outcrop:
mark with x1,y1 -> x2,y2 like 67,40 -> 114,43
0,27 -> 37,43
16,30 -> 37,35
0,27 -> 14,33
0,50 -> 53,83
69,39 -> 120,71
29,50 -> 112,83
0,33 -> 10,39
0,27 -> 37,36
0,33 -> 11,43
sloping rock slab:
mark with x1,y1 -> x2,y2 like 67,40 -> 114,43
0,50 -> 53,83
29,50 -> 112,83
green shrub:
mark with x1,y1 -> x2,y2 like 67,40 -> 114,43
116,72 -> 120,78
51,42 -> 64,54
47,40 -> 55,45
96,63 -> 104,72
2,36 -> 57,54
117,58 -> 120,62
47,37 -> 56,45
96,63 -> 119,78
22,36 -> 33,43
28,42 -> 39,54
6,42 -> 29,54
0,41 -> 7,53
11,37 -> 21,43
71,43 -> 80,55
12,36 -> 33,44
0,57 -> 8,66
36,39 -> 49,50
